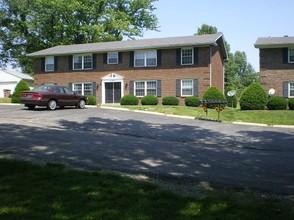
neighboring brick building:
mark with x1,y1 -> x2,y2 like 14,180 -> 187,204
255,36 -> 294,98
28,33 -> 227,105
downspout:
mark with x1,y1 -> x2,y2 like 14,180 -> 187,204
209,46 -> 212,87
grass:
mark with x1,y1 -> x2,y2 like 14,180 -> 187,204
115,105 -> 294,125
0,159 -> 293,220
0,98 -> 11,103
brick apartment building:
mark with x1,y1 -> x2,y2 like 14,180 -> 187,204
255,36 -> 294,98
28,33 -> 227,105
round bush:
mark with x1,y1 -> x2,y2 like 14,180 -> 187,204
141,95 -> 158,105
202,86 -> 226,108
239,83 -> 267,110
185,96 -> 200,107
288,98 -> 294,110
267,96 -> 287,110
162,96 -> 179,105
11,80 -> 30,103
120,95 -> 138,105
86,95 -> 96,105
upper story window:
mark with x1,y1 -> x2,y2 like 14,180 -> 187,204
134,50 -> 157,67
181,79 -> 193,96
134,80 -> 157,96
73,54 -> 92,70
181,48 -> 194,65
289,48 -> 294,63
108,52 -> 118,64
45,56 -> 54,72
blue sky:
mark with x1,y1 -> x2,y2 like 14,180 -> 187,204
140,0 -> 294,71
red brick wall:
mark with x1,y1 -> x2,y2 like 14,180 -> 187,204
259,48 -> 294,96
34,47 -> 225,105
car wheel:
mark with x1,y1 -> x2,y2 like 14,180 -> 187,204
78,99 -> 86,109
47,100 -> 57,110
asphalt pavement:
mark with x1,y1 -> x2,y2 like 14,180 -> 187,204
0,104 -> 294,195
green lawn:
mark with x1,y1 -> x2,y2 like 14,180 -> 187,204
0,98 -> 11,103
115,105 -> 294,125
0,159 -> 293,220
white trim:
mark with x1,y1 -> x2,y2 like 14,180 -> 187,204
288,48 -> 294,63
134,80 -> 157,97
107,52 -> 119,64
289,82 -> 294,98
134,50 -> 157,67
73,54 -> 93,70
45,56 -> 54,72
101,73 -> 124,104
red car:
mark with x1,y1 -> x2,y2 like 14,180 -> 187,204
21,84 -> 88,110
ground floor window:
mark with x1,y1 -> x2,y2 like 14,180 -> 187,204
181,79 -> 193,96
289,82 -> 294,97
135,81 -> 157,96
72,82 -> 93,96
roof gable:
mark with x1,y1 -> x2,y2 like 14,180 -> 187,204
27,33 -> 227,59
0,70 -> 33,81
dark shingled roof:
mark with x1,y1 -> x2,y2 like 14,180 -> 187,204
27,33 -> 227,59
255,36 -> 294,48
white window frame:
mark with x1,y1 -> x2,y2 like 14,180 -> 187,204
73,54 -> 93,70
289,48 -> 294,63
134,80 -> 157,97
72,82 -> 93,96
181,79 -> 193,97
45,56 -> 54,72
108,52 -> 118,64
134,50 -> 157,67
181,48 -> 194,65
289,82 -> 294,97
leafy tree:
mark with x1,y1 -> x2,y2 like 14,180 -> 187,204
196,24 -> 259,96
0,0 -> 159,73
11,80 -> 30,103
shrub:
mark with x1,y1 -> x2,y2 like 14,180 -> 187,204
225,87 -> 238,108
162,96 -> 179,105
202,86 -> 226,108
239,83 -> 267,110
120,95 -> 138,105
11,80 -> 30,103
288,98 -> 294,110
141,95 -> 158,105
86,95 -> 96,105
267,96 -> 287,110
185,96 -> 200,107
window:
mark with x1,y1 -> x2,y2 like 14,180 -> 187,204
72,82 -> 93,96
181,48 -> 194,65
45,56 -> 54,72
108,52 -> 118,64
73,54 -> 92,70
289,82 -> 294,97
181,79 -> 193,96
135,81 -> 157,96
289,48 -> 294,63
134,50 -> 157,67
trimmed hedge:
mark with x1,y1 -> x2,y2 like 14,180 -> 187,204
202,86 -> 226,108
239,83 -> 267,110
120,95 -> 138,105
185,96 -> 200,107
11,80 -> 30,103
86,95 -> 96,105
288,98 -> 294,110
162,96 -> 179,106
267,96 -> 287,110
141,95 -> 158,105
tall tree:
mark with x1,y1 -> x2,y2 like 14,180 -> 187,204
196,24 -> 258,95
0,0 -> 159,73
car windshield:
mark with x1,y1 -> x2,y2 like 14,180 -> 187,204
32,85 -> 54,92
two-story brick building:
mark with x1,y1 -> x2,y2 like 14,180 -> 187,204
28,33 -> 227,105
255,36 -> 294,98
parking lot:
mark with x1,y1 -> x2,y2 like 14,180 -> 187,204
1,104 -> 294,195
